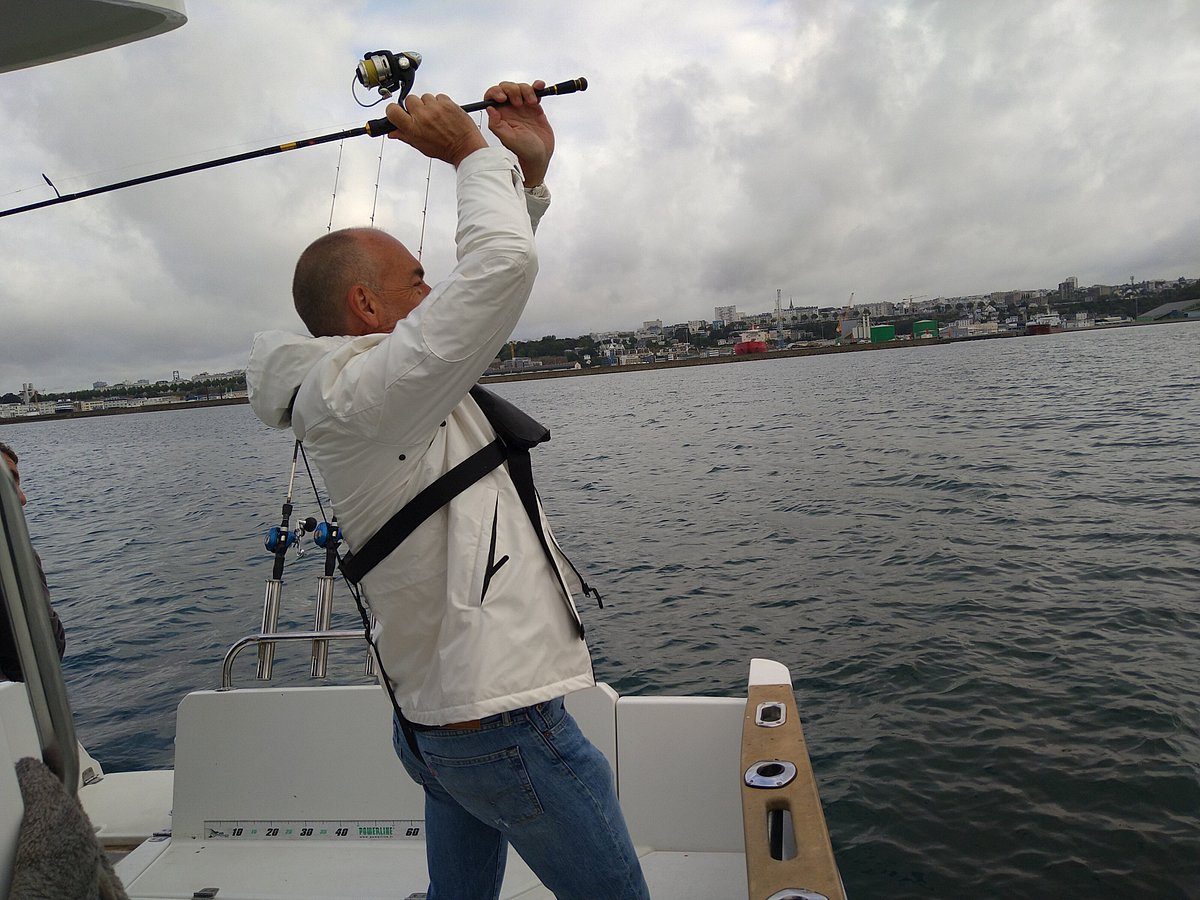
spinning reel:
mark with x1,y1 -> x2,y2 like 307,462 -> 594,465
354,49 -> 422,105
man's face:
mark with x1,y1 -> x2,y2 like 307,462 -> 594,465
360,231 -> 431,333
2,453 -> 25,507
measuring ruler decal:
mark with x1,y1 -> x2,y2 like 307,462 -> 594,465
204,819 -> 424,840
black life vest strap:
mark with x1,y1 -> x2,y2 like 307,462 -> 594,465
337,386 -> 603,628
340,439 -> 506,586
503,444 -> 586,638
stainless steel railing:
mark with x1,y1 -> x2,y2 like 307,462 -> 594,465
221,630 -> 372,689
0,464 -> 79,794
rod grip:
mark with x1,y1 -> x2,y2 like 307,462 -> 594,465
365,116 -> 396,137
461,77 -> 589,113
365,77 -> 588,137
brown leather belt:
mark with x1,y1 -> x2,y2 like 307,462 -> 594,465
428,708 -> 517,731
438,719 -> 483,731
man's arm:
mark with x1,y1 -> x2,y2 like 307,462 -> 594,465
483,80 -> 555,233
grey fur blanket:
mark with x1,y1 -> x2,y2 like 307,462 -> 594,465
7,757 -> 127,900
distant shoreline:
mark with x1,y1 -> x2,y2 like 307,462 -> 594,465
478,331 -> 1006,384
0,396 -> 247,426
2,321 -> 1182,425
484,320 -> 1178,383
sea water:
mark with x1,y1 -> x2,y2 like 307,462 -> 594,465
6,321 -> 1198,898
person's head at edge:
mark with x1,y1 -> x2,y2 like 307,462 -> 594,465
0,441 -> 25,507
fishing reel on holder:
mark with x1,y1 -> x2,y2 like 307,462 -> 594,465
264,516 -> 318,555
313,521 -> 340,550
354,50 -> 421,106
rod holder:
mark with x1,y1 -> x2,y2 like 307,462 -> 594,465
222,630 -> 367,688
256,579 -> 282,679
310,575 -> 336,677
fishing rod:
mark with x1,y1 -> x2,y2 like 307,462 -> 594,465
0,49 -> 587,220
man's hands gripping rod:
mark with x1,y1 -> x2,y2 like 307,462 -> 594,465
369,78 -> 586,187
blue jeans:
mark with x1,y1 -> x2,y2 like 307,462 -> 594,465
393,697 -> 650,900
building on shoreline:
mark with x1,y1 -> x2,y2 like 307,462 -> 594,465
0,391 -> 249,422
6,279 -> 1195,405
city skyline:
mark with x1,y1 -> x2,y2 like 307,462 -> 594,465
7,273 -> 1192,399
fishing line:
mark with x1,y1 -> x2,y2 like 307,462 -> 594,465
369,139 -> 385,228
416,158 -> 432,262
297,443 -> 329,525
414,107 -> 482,257
326,140 -> 344,233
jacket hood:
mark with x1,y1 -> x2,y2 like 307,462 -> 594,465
246,330 -> 348,429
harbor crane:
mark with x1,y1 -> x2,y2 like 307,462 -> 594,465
836,292 -> 855,342
775,289 -> 784,348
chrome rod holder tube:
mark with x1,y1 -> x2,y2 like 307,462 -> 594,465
256,578 -> 282,679
310,575 -> 335,677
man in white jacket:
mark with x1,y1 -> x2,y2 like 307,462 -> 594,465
246,82 -> 649,899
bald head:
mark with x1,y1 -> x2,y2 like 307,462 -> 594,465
292,228 -> 383,337
292,227 -> 431,338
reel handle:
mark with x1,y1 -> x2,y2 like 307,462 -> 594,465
364,77 -> 588,137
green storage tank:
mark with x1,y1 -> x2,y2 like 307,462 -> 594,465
913,319 -> 938,338
870,324 -> 896,343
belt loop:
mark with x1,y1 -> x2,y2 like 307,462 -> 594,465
500,710 -> 513,726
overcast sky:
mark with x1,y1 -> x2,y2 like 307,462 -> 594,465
2,0 -> 1197,392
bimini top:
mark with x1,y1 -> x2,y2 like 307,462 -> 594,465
0,0 -> 186,74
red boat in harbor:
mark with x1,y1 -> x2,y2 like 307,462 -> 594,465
1026,313 -> 1063,335
734,327 -> 769,354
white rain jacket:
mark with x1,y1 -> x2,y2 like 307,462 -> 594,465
246,147 -> 594,724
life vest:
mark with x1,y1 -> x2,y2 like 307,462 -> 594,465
338,385 -> 601,621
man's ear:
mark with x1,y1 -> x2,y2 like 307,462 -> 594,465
345,284 -> 379,333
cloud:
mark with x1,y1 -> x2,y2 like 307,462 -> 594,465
2,0 -> 1197,391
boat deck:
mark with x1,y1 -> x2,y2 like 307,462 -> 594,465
118,839 -> 746,899
5,662 -> 848,899
107,684 -> 750,899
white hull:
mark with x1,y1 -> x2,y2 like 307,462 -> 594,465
4,673 -> 834,899
120,684 -> 747,898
